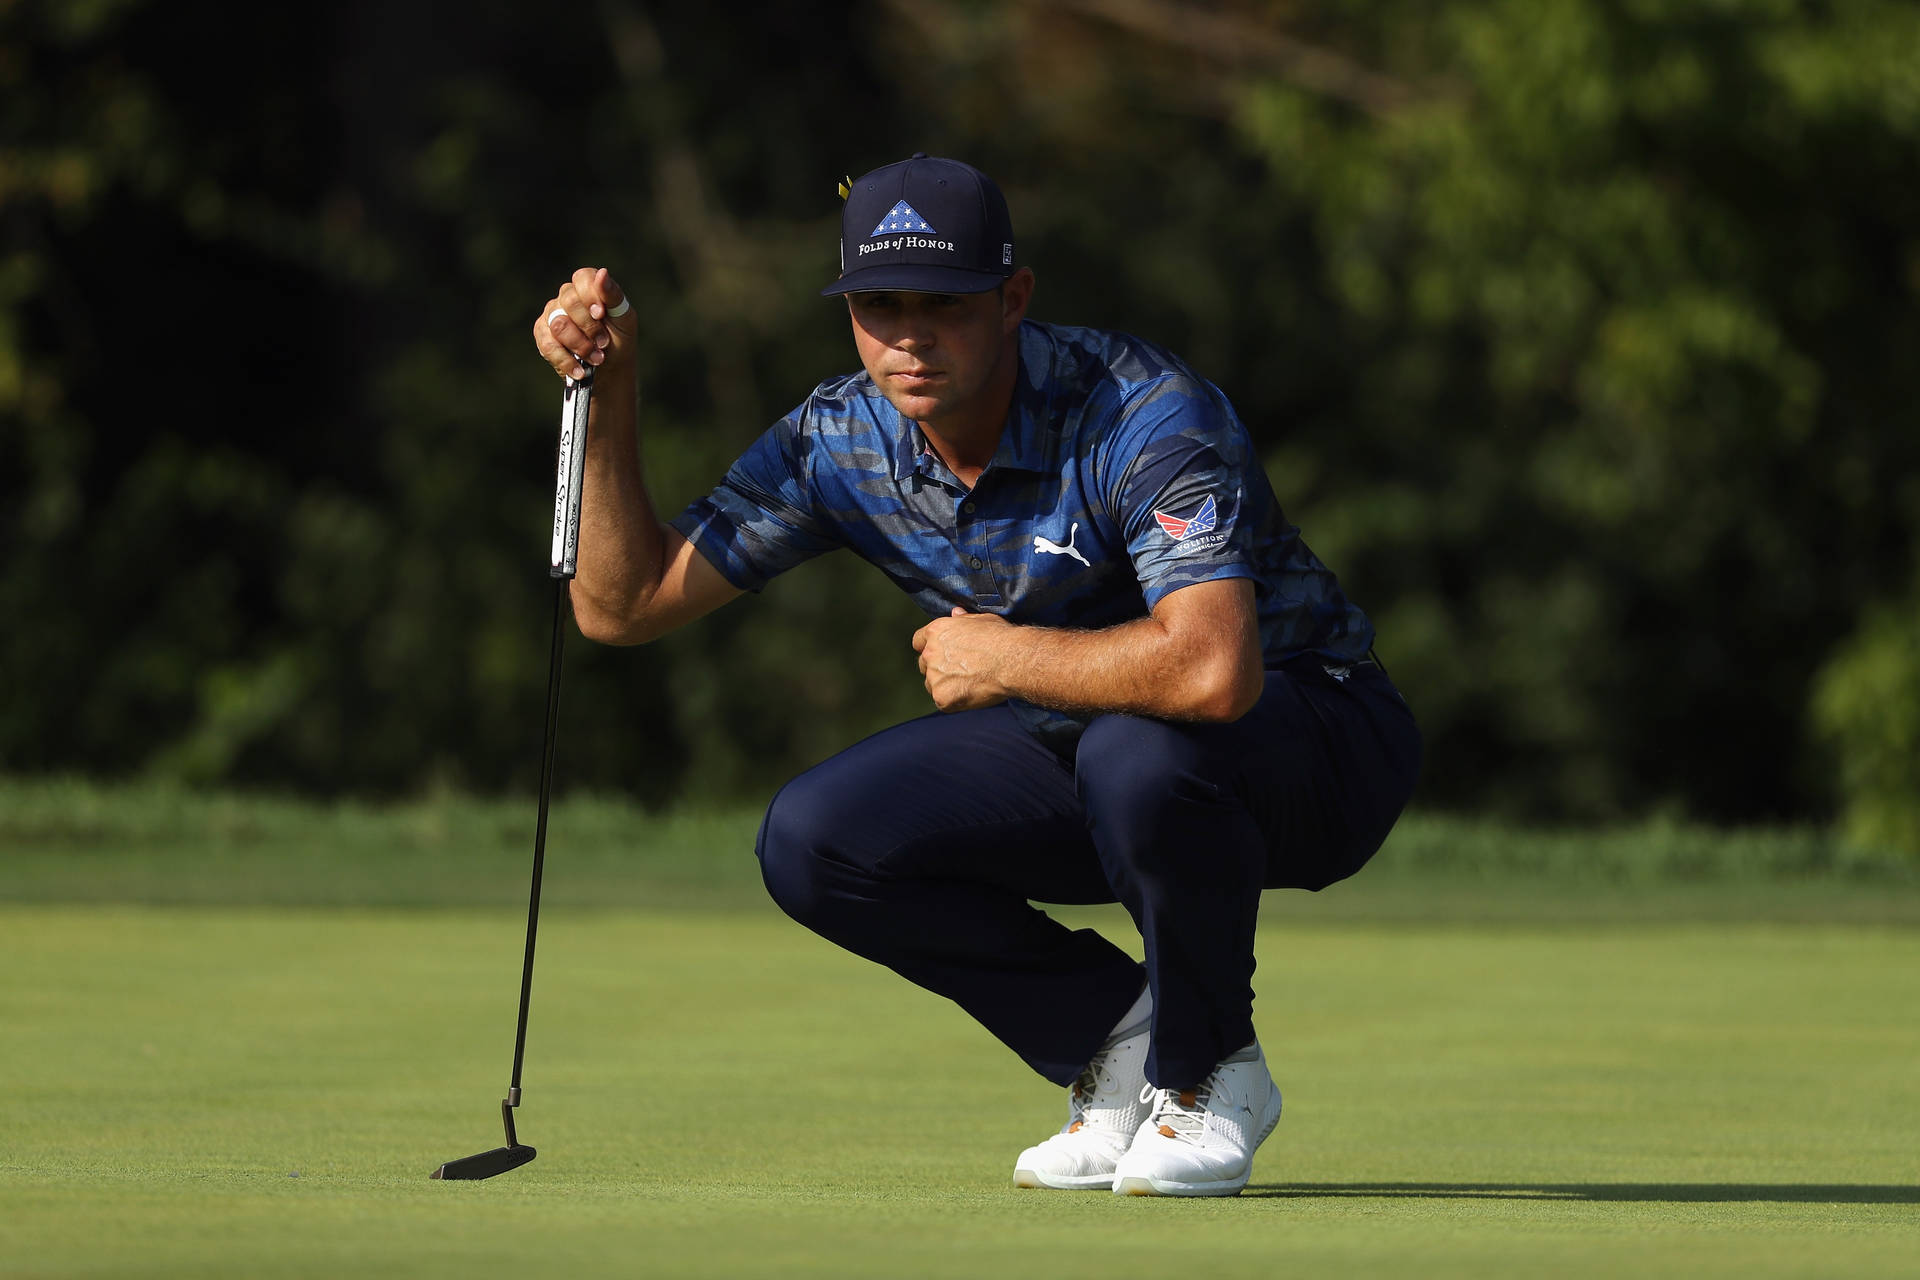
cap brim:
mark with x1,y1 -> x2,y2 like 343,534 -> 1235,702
821,264 -> 1009,297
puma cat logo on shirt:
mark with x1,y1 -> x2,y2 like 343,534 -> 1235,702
1034,522 -> 1090,567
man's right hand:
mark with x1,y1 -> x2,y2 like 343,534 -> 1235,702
530,265 -> 745,645
535,267 -> 636,380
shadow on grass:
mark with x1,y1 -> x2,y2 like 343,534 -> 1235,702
1248,1183 -> 1920,1204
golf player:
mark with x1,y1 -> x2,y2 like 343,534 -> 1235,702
533,155 -> 1421,1196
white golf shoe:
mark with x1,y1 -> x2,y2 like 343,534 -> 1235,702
1013,990 -> 1153,1190
1111,1041 -> 1282,1197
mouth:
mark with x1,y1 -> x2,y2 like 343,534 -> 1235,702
891,368 -> 943,385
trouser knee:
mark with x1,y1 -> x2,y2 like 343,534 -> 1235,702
1075,714 -> 1245,867
754,774 -> 851,933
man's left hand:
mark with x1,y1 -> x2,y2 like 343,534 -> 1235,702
912,608 -> 1013,712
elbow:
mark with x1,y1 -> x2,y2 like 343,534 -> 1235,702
568,587 -> 663,647
574,615 -> 652,646
1187,657 -> 1265,723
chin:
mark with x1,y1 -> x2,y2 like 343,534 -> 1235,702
888,391 -> 946,422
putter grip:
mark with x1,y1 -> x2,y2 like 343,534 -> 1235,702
551,370 -> 593,579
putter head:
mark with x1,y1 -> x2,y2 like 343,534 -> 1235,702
430,1144 -> 536,1181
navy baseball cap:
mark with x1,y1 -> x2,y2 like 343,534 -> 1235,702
821,153 -> 1016,296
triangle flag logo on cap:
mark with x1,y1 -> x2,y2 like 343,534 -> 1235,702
872,200 -> 936,236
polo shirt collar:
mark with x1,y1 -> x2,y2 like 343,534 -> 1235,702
991,322 -> 1059,475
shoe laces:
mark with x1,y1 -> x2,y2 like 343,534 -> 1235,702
1140,1080 -> 1214,1144
1066,1045 -> 1128,1130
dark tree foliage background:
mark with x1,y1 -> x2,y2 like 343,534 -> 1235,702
4,0 -> 1917,847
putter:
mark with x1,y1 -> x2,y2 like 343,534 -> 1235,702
431,363 -> 594,1181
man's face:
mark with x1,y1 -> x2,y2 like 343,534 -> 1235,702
846,276 -> 1029,431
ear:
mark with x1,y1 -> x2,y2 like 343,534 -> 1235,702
1000,267 -> 1035,333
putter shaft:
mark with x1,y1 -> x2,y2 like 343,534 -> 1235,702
431,368 -> 591,1181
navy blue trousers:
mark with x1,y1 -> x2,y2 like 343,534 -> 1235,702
755,661 -> 1420,1090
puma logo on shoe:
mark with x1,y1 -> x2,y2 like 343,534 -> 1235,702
1034,523 -> 1090,567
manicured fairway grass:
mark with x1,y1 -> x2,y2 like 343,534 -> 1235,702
4,903 -> 1916,1278
5,776 -> 1916,922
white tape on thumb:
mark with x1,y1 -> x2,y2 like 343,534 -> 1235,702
548,309 -> 568,327
607,297 -> 631,318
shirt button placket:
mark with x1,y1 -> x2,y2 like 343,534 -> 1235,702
957,493 -> 997,603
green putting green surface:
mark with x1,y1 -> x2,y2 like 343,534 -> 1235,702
4,904 -> 1916,1278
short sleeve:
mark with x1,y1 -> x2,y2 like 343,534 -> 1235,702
1115,378 -> 1260,607
669,410 -> 843,592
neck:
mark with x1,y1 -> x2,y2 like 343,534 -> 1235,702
918,335 -> 1020,484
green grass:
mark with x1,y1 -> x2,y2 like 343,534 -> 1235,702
3,778 -> 1918,1276
3,907 -> 1916,1278
4,775 -> 1917,921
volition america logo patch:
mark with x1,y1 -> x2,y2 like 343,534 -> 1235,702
1153,494 -> 1218,540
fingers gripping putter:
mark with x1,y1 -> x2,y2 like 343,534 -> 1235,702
431,365 -> 594,1181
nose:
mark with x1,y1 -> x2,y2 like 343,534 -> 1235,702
894,301 -> 935,352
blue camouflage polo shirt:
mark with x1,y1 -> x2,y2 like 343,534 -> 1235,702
670,319 -> 1373,749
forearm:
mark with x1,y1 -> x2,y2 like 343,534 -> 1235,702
915,580 -> 1266,722
567,366 -> 673,643
990,616 -> 1260,722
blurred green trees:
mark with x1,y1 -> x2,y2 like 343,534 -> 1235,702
3,0 -> 1915,847
1815,572 -> 1920,854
